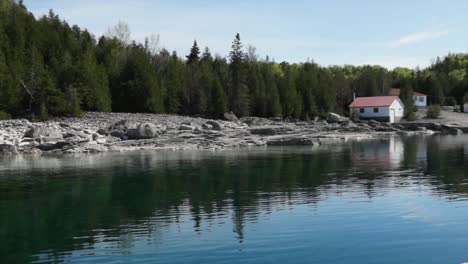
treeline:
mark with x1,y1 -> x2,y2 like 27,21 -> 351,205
1,0 -> 467,120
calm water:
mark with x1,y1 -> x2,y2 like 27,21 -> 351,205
1,135 -> 468,264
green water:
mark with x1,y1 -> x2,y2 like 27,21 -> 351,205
1,135 -> 468,264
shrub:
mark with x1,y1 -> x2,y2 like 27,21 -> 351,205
404,107 -> 416,121
0,111 -> 11,120
349,109 -> 360,122
426,105 -> 441,119
445,97 -> 457,106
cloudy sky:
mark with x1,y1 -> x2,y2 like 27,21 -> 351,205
23,0 -> 468,69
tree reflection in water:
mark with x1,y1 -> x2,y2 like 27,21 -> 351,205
0,135 -> 467,263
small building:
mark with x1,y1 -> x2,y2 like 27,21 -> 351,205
349,96 -> 404,123
464,102 -> 468,113
388,88 -> 427,108
413,92 -> 427,108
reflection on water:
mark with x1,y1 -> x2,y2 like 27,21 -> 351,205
0,135 -> 468,264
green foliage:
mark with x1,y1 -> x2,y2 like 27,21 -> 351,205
0,1 -> 467,121
349,109 -> 360,122
0,110 -> 11,120
426,105 -> 441,119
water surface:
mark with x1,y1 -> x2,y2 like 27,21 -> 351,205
1,135 -> 468,264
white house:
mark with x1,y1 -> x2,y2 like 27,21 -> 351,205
349,96 -> 404,123
413,92 -> 427,108
388,88 -> 427,108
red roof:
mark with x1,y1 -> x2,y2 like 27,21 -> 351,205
349,96 -> 400,108
388,88 -> 401,96
388,88 -> 426,97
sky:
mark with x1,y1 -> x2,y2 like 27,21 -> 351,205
23,0 -> 468,69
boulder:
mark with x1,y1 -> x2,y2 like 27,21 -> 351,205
202,123 -> 213,130
106,120 -> 135,137
127,123 -> 162,139
206,121 -> 224,131
97,128 -> 108,135
24,126 -> 61,139
368,120 -> 381,128
224,112 -> 239,122
448,128 -> 463,135
37,141 -> 73,151
249,126 -> 294,135
326,113 -> 344,123
266,136 -> 316,146
0,144 -> 18,155
179,124 -> 194,131
109,130 -> 126,139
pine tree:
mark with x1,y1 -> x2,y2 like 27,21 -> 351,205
186,40 -> 200,65
228,33 -> 249,116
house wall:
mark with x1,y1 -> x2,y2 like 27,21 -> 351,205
351,99 -> 404,123
464,103 -> 468,113
413,95 -> 427,107
389,100 -> 404,119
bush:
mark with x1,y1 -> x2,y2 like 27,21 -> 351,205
426,105 -> 441,119
445,97 -> 457,106
0,111 -> 11,120
404,107 -> 416,121
349,109 -> 360,122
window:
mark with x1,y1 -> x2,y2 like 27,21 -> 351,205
360,108 -> 364,113
419,97 -> 424,103
373,108 -> 379,113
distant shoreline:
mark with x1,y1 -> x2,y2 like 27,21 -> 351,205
0,112 -> 466,156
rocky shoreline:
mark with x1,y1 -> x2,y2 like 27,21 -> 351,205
0,112 -> 465,156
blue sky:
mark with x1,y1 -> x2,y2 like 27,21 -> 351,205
24,0 -> 468,69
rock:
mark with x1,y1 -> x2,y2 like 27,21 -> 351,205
240,117 -> 272,127
104,136 -> 121,144
224,112 -> 239,122
267,136 -> 316,146
127,123 -> 162,139
327,113 -> 344,123
206,121 -> 224,131
202,124 -> 213,130
0,144 -> 18,155
393,124 -> 405,130
107,120 -> 135,135
368,120 -> 381,128
84,144 -> 108,153
37,141 -> 73,151
249,126 -> 294,135
417,127 -> 427,132
179,124 -> 194,131
24,126 -> 61,139
95,137 -> 107,144
109,130 -> 126,139
97,128 -> 108,135
448,128 -> 463,135
269,117 -> 283,122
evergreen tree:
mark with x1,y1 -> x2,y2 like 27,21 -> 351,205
186,40 -> 200,65
228,33 -> 249,116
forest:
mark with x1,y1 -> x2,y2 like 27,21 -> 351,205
1,0 -> 467,121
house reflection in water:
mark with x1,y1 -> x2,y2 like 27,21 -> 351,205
352,136 -> 404,171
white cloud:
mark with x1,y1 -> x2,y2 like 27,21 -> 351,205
389,30 -> 451,47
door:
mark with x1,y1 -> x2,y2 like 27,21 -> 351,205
389,109 -> 395,123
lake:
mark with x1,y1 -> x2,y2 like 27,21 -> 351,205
1,135 -> 468,264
